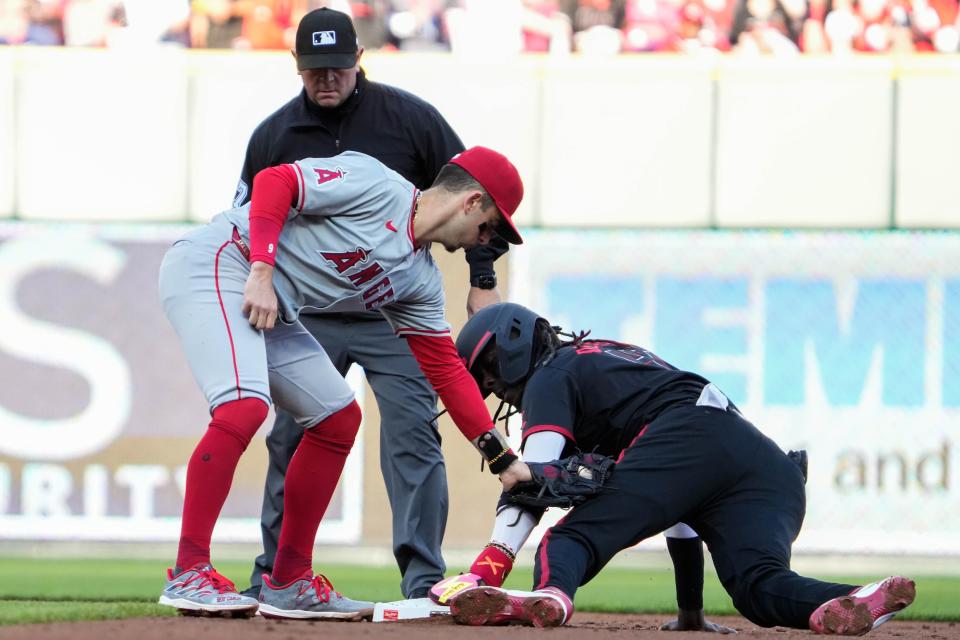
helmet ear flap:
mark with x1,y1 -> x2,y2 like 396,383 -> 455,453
496,307 -> 538,385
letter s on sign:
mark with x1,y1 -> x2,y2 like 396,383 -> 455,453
0,234 -> 132,461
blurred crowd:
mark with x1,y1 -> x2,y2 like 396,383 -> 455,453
0,0 -> 958,53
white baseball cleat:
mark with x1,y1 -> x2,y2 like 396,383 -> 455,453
257,570 -> 373,620
449,585 -> 573,627
809,576 -> 916,635
159,563 -> 259,617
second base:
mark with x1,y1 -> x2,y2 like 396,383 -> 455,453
372,597 -> 451,622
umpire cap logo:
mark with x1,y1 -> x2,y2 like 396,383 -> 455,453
312,31 -> 336,46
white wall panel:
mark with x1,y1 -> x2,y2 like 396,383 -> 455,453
895,57 -> 960,229
0,49 -> 14,219
16,48 -> 188,221
538,57 -> 714,228
187,52 -> 302,223
715,57 -> 893,228
363,54 -> 541,225
5,51 -> 960,228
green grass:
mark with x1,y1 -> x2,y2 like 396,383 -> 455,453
0,558 -> 956,625
0,601 -> 171,625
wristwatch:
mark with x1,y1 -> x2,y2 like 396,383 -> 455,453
470,274 -> 497,290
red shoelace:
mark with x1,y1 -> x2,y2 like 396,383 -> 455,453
185,566 -> 238,594
297,574 -> 341,603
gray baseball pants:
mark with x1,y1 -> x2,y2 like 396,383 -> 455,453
248,312 -> 448,598
158,217 -> 355,421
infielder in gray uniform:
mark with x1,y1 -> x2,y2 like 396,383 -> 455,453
233,8 -> 504,601
157,146 -> 531,620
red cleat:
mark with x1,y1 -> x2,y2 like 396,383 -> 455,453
449,585 -> 573,627
809,576 -> 916,635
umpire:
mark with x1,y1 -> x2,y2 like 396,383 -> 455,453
234,8 -> 508,600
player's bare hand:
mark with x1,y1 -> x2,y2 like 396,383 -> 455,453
243,262 -> 278,330
498,460 -> 532,492
467,286 -> 501,318
660,609 -> 737,633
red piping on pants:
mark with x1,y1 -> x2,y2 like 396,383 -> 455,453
214,240 -> 242,400
617,424 -> 649,463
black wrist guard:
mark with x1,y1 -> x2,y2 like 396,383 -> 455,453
475,428 -> 518,474
470,274 -> 497,290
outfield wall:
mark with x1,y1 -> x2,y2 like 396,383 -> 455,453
0,224 -> 956,555
0,50 -> 957,554
0,50 -> 959,228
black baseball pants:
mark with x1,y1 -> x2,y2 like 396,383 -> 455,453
532,404 -> 855,629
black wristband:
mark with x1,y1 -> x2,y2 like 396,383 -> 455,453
667,536 -> 704,611
476,429 -> 518,474
488,448 -> 518,474
470,274 -> 497,290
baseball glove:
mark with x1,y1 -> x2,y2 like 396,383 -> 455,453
506,452 -> 616,510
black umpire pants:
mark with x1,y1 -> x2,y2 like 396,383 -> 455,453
533,404 -> 855,629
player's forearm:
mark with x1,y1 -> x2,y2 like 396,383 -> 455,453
405,335 -> 492,439
666,534 -> 705,613
248,165 -> 297,264
405,335 -> 500,427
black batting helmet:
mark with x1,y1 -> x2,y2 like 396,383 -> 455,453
456,302 -> 545,387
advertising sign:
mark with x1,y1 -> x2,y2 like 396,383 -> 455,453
512,230 -> 959,554
0,224 -> 363,543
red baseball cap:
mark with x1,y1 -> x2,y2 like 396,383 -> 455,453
449,146 -> 524,245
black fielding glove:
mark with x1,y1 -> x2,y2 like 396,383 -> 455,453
506,453 -> 616,509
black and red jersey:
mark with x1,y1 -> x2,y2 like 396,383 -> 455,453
519,340 -> 712,457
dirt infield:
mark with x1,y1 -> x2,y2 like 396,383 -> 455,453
0,612 -> 952,640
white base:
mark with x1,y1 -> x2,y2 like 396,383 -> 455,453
372,597 -> 450,622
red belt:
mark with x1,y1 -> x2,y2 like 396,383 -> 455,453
231,226 -> 250,261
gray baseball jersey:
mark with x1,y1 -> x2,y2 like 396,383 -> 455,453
158,151 -> 448,420
221,151 -> 449,338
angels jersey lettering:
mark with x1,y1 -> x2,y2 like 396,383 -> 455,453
314,167 -> 346,184
218,151 -> 449,336
320,248 -> 370,274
